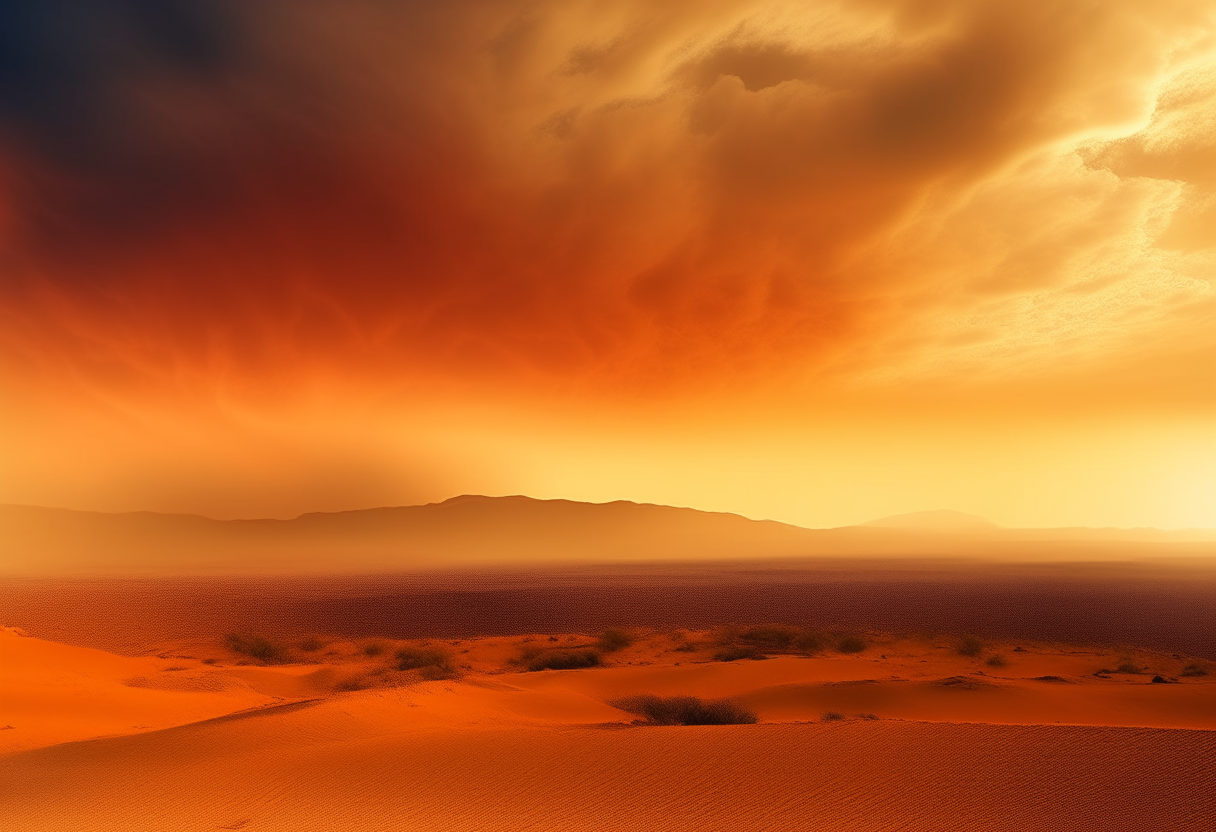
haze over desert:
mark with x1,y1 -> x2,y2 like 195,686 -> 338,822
3,498 -> 1215,830
2,0 -> 1213,828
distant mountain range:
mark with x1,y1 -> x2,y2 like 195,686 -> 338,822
2,495 -> 1212,574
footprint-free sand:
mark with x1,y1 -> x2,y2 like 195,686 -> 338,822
3,624 -> 1213,831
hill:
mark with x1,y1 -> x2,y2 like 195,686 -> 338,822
1,496 -> 1212,574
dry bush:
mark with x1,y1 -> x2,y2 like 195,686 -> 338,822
738,626 -> 797,650
986,654 -> 1007,668
298,638 -> 323,653
1181,663 -> 1208,677
224,633 -> 291,665
612,695 -> 757,725
334,675 -> 370,692
395,646 -> 453,674
525,649 -> 601,671
794,632 -> 824,653
958,636 -> 983,657
714,644 -> 765,662
597,629 -> 633,653
711,625 -> 824,660
363,641 -> 387,657
821,711 -> 846,721
418,664 -> 459,680
1115,661 -> 1142,674
836,636 -> 866,654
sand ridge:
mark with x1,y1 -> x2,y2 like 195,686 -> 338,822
3,625 -> 1215,830
4,713 -> 1213,831
4,625 -> 1214,754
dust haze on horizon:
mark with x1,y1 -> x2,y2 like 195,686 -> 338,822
1,0 -> 1213,533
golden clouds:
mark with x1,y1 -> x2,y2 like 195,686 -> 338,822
0,0 -> 1212,524
3,0 -> 1211,394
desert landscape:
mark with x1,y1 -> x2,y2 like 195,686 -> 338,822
3,611 -> 1214,831
2,0 -> 1214,828
3,502 -> 1215,831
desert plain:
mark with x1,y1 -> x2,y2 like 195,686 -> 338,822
3,562 -> 1214,832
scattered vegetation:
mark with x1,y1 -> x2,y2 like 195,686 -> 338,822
525,649 -> 601,671
714,644 -> 766,662
597,629 -> 633,653
738,626 -> 798,650
394,646 -> 455,678
821,711 -> 846,721
857,713 -> 879,720
611,695 -> 757,725
1181,663 -> 1209,677
836,636 -> 866,654
333,675 -> 371,692
362,641 -> 387,657
703,625 -> 832,661
1114,661 -> 1142,674
794,632 -> 824,653
986,654 -> 1007,668
224,633 -> 291,665
298,638 -> 323,653
957,636 -> 983,657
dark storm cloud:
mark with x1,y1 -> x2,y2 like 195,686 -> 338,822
0,1 -> 252,254
0,0 -> 1210,398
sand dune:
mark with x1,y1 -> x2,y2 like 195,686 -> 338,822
4,704 -> 1213,831
4,601 -> 1214,829
0,627 -> 281,753
4,624 -> 1214,737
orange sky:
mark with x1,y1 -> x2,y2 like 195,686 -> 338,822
1,0 -> 1212,528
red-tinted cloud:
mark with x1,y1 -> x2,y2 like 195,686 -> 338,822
0,0 -> 1212,522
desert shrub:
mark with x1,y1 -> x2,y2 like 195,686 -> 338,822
298,638 -> 323,653
224,633 -> 291,665
836,636 -> 866,654
612,695 -> 757,725
1115,662 -> 1142,674
821,711 -> 846,721
419,664 -> 459,681
395,646 -> 452,673
597,629 -> 633,653
986,654 -> 1007,668
794,632 -> 824,653
857,713 -> 879,720
739,626 -> 797,650
1180,663 -> 1208,677
673,642 -> 698,653
526,650 -> 601,671
334,675 -> 370,692
714,645 -> 765,662
958,636 -> 983,657
363,641 -> 387,657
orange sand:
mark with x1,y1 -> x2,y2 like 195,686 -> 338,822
2,626 -> 1214,830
